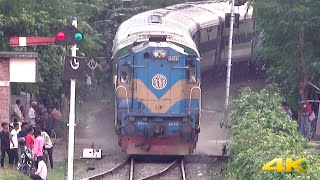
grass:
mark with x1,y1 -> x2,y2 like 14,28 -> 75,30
74,159 -> 93,177
0,158 -> 66,180
211,161 -> 228,180
0,170 -> 30,180
0,151 -> 67,180
47,158 -> 94,179
47,161 -> 66,180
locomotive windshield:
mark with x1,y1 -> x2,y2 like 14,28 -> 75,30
186,63 -> 197,83
120,63 -> 131,83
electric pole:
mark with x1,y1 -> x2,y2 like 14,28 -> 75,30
224,0 -> 235,122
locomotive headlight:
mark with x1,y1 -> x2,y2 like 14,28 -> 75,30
159,50 -> 167,57
153,50 -> 167,58
125,122 -> 136,135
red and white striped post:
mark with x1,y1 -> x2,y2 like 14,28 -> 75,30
10,37 -> 55,47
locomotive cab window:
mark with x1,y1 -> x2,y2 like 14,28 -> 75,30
119,64 -> 131,83
144,52 -> 150,59
186,63 -> 197,83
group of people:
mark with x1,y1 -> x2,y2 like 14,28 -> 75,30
282,101 -> 318,140
0,119 -> 53,179
0,99 -> 58,180
0,121 -> 52,180
13,99 -> 55,135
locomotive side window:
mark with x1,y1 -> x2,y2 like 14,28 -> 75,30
144,52 -> 150,59
119,64 -> 131,83
186,63 -> 197,83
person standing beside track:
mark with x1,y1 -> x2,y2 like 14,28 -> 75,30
28,101 -> 38,128
9,122 -> 19,169
281,102 -> 293,118
13,99 -> 24,121
41,128 -> 53,171
33,129 -> 44,164
26,127 -> 35,150
40,104 -> 53,137
18,122 -> 29,139
20,105 -> 27,121
0,122 -> 10,168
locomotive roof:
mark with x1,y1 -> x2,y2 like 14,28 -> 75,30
112,1 -> 253,59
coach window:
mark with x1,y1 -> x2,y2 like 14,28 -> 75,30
120,64 -> 131,83
186,63 -> 197,83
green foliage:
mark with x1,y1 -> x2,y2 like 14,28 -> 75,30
254,0 -> 320,110
0,0 -> 108,104
227,87 -> 320,179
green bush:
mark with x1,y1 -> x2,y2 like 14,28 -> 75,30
226,88 -> 320,179
0,170 -> 30,180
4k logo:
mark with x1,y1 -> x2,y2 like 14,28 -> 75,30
262,158 -> 307,173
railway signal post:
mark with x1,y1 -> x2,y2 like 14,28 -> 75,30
9,21 -> 84,180
223,0 -> 248,122
224,0 -> 235,122
67,19 -> 79,180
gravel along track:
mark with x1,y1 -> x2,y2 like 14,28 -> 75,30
80,158 -> 130,180
80,155 -> 227,180
77,154 -> 128,180
133,159 -> 184,180
184,155 -> 227,180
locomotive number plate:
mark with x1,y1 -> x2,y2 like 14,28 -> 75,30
168,122 -> 179,126
137,122 -> 147,126
168,56 -> 179,62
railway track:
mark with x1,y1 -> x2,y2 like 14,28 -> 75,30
82,157 -> 186,180
81,159 -> 128,180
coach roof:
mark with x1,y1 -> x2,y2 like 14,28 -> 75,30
112,1 -> 253,58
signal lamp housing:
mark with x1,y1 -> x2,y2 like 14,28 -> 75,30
55,25 -> 84,45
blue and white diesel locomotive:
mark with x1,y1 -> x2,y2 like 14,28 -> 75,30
112,1 -> 254,155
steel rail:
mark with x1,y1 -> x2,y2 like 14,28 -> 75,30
180,159 -> 186,180
81,159 -> 128,180
130,158 -> 134,180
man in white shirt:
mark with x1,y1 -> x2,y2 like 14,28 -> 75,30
9,122 -> 19,169
30,156 -> 47,180
41,128 -> 53,170
28,101 -> 37,128
13,99 -> 23,121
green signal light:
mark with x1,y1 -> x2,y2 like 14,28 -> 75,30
75,33 -> 83,41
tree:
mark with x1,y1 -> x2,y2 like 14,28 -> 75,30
0,0 -> 106,105
254,0 -> 320,117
